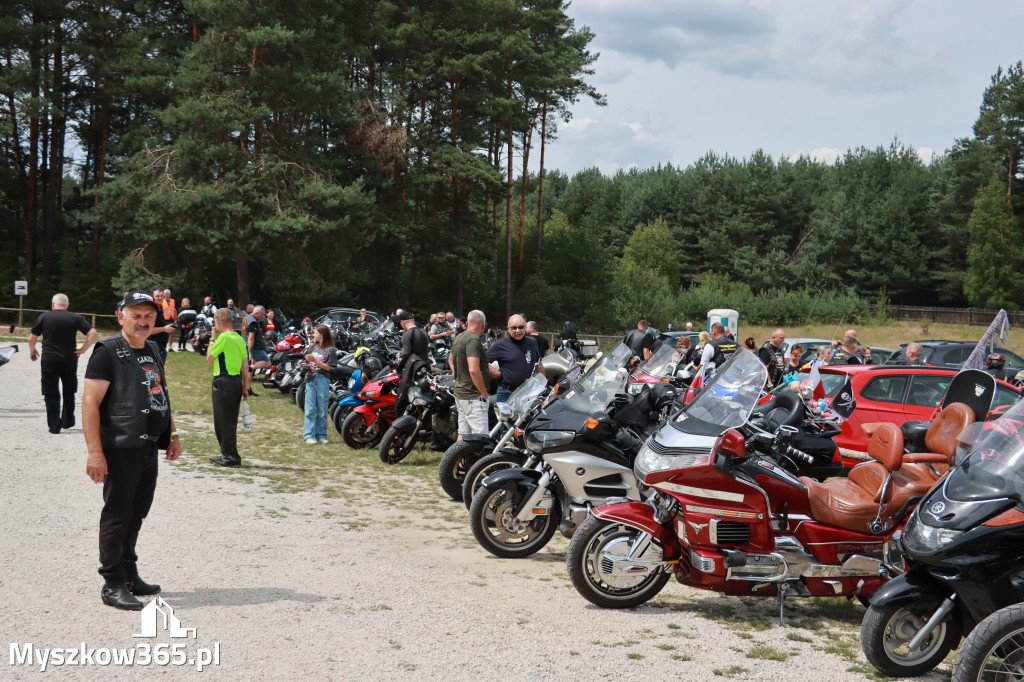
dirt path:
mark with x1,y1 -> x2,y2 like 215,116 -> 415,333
0,349 -> 940,680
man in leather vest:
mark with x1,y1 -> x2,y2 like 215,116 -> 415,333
702,322 -> 738,370
758,328 -> 787,386
622,318 -> 653,361
82,291 -> 182,611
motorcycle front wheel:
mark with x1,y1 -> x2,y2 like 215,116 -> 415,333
295,382 -> 306,408
341,410 -> 384,449
437,439 -> 490,502
567,515 -> 670,609
861,600 -> 961,678
333,406 -> 353,434
461,449 -> 527,511
953,602 -> 1024,681
379,422 -> 418,464
469,485 -> 559,559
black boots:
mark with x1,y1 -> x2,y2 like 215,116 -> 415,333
101,583 -> 143,611
126,569 -> 161,596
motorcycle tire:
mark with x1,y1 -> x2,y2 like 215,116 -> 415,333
295,382 -> 306,408
378,422 -> 418,465
860,600 -> 961,678
341,410 -> 384,449
567,515 -> 670,609
461,449 -> 527,511
437,439 -> 491,502
468,484 -> 559,559
952,602 -> 1024,681
333,406 -> 353,434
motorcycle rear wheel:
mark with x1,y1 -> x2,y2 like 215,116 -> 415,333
341,410 -> 384,449
953,603 -> 1024,681
333,406 -> 353,434
567,515 -> 670,609
861,600 -> 961,678
437,439 -> 490,502
295,382 -> 306,408
469,485 -> 559,559
379,422 -> 418,464
461,449 -> 527,511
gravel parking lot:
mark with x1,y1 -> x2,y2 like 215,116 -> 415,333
0,349 -> 944,680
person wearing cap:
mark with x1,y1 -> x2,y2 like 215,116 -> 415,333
82,290 -> 181,611
28,293 -> 98,433
398,311 -> 428,362
207,307 -> 249,466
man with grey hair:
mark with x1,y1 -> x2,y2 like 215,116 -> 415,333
904,342 -> 926,366
28,293 -> 98,433
526,320 -> 549,356
450,309 -> 490,438
246,305 -> 270,395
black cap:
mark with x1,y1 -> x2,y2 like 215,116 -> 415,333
397,311 -> 415,322
118,290 -> 160,313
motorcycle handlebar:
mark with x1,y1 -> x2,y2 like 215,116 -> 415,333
782,444 -> 814,464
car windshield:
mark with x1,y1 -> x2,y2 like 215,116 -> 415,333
560,343 -> 634,414
636,343 -> 679,378
506,373 -> 549,413
944,400 -> 1024,502
674,349 -> 768,430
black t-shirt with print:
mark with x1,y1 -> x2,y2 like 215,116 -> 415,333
86,343 -> 171,436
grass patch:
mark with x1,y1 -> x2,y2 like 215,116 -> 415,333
627,653 -> 643,660
786,632 -> 813,643
746,644 -> 790,661
672,654 -> 693,661
713,665 -> 747,677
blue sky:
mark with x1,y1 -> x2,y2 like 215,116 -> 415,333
542,0 -> 1024,175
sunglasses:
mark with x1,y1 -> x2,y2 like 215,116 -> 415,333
509,325 -> 526,330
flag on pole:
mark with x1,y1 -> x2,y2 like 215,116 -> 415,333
963,310 -> 1010,370
806,363 -> 825,400
832,375 -> 857,420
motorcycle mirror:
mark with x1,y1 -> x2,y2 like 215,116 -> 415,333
715,429 -> 746,458
555,377 -> 572,394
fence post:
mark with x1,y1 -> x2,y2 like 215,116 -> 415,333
969,308 -> 972,326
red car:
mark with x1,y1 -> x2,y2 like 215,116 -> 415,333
813,365 -> 1021,463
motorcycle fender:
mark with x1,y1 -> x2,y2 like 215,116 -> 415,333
868,564 -> 948,607
391,414 -> 418,431
479,468 -> 543,511
461,433 -> 496,448
354,404 -> 378,426
592,501 -> 679,555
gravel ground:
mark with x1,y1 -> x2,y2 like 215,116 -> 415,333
0,346 -> 943,680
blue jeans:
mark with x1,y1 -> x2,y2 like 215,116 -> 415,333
496,385 -> 513,403
303,374 -> 330,440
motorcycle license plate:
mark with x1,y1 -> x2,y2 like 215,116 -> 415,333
285,362 -> 293,370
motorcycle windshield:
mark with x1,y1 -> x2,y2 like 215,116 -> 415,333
560,343 -> 634,414
507,373 -> 549,413
945,400 -> 1024,502
673,349 -> 768,432
636,343 -> 680,379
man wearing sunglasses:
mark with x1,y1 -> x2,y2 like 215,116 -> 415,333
486,314 -> 540,403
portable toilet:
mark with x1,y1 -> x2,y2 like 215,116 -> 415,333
707,309 -> 739,339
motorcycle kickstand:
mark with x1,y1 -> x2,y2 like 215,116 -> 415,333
777,583 -> 790,627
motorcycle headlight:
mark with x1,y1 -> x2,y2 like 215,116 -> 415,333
902,511 -> 964,556
628,383 -> 645,395
634,442 -> 711,482
412,397 -> 429,407
525,430 -> 575,452
495,402 -> 515,420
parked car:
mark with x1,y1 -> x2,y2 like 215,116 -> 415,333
656,330 -> 702,350
808,364 -> 1022,464
885,340 -> 1024,372
781,338 -> 832,364
312,308 -> 384,329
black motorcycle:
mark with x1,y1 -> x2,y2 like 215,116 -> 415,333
377,373 -> 458,464
860,399 -> 1024,678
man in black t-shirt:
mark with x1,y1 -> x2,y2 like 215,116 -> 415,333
526,320 -> 549,356
623,318 -> 654,361
246,306 -> 271,395
83,290 -> 181,611
487,314 -> 540,402
398,312 -> 429,362
28,293 -> 98,433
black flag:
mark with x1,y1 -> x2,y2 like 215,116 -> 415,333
832,375 -> 857,420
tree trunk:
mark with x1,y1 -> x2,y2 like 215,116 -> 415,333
92,41 -> 110,283
518,113 -> 535,273
235,252 -> 250,308
26,19 -> 40,280
536,100 -> 547,262
43,35 -> 64,282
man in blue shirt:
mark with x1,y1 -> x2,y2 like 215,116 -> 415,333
486,314 -> 540,402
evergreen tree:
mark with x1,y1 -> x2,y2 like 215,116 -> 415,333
964,178 -> 1024,308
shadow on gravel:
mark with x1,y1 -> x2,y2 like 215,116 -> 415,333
159,586 -> 322,608
0,407 -> 46,415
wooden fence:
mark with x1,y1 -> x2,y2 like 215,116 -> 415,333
871,305 -> 1024,327
0,306 -> 118,330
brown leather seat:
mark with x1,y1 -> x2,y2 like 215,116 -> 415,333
803,403 -> 976,533
800,423 -> 905,533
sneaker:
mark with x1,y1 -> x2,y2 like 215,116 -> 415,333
317,438 -> 329,444
304,438 -> 317,444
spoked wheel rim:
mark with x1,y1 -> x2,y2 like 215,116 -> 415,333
579,522 -> 667,598
979,627 -> 1024,681
881,607 -> 951,667
478,489 -> 553,551
348,415 -> 382,446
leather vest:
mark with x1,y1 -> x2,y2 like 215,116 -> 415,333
710,336 -> 738,367
97,334 -> 171,450
623,329 -> 646,358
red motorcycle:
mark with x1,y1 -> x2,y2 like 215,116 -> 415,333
567,349 -> 972,617
339,372 -> 401,448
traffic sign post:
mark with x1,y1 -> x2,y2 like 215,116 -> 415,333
14,281 -> 27,327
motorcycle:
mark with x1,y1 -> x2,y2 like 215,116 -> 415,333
467,343 -> 675,559
952,601 -> 1024,681
437,349 -> 581,503
860,399 -> 1024,678
339,372 -> 402,448
565,349 -> 941,614
377,373 -> 458,464
189,313 -> 213,355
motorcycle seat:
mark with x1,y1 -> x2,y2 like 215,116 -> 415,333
800,423 -> 925,533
